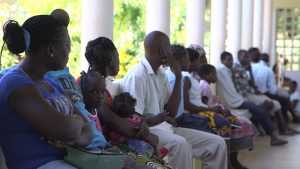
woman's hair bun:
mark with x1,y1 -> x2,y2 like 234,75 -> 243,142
3,20 -> 26,55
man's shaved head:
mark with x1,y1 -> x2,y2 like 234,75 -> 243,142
144,31 -> 170,56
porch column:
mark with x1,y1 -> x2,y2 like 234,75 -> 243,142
146,0 -> 170,37
81,0 -> 114,70
262,0 -> 272,54
227,0 -> 242,61
210,0 -> 227,65
241,0 -> 254,49
253,0 -> 263,50
186,0 -> 206,46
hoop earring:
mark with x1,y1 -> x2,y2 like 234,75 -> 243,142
49,53 -> 54,58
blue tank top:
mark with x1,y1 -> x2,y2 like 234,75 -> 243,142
0,68 -> 69,169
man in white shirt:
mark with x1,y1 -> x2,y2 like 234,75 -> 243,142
233,50 -> 296,135
249,48 -> 300,123
216,51 -> 287,146
121,31 -> 227,169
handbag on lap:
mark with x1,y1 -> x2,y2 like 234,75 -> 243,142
64,146 -> 126,169
175,113 -> 215,134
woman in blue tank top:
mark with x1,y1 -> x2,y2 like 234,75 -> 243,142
0,14 -> 92,169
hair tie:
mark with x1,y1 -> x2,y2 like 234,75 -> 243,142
23,29 -> 31,51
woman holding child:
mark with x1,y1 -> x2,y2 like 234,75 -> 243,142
0,14 -> 92,168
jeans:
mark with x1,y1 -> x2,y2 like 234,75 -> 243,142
239,101 -> 274,135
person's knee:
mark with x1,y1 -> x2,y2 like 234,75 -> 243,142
272,100 -> 281,111
169,136 -> 192,151
207,134 -> 227,149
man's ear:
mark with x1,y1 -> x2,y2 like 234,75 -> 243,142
159,46 -> 165,57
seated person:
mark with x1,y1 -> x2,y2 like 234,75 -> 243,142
198,64 -> 258,135
250,48 -> 300,123
183,48 -> 232,139
166,45 -> 253,169
216,51 -> 287,146
112,92 -> 171,159
121,31 -> 227,169
77,36 -> 174,168
289,81 -> 300,115
79,71 -> 171,168
80,72 -> 171,158
199,64 -> 239,124
0,14 -> 92,169
233,50 -> 294,135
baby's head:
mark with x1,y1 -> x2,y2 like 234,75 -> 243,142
113,92 -> 137,118
80,71 -> 106,110
198,64 -> 217,84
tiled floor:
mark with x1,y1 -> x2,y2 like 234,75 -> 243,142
239,124 -> 300,169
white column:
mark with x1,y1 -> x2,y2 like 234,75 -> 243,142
270,8 -> 277,67
210,0 -> 227,66
252,0 -> 263,50
226,0 -> 242,61
262,0 -> 272,54
241,0 -> 254,49
146,0 -> 170,37
81,0 -> 114,71
186,0 -> 206,46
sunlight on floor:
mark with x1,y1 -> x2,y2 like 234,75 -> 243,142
239,124 -> 300,169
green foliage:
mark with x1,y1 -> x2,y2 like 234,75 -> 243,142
170,0 -> 186,45
0,0 -> 210,78
113,0 -> 146,78
0,0 -> 81,77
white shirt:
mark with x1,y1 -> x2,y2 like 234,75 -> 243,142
121,58 -> 173,133
290,91 -> 300,113
251,61 -> 277,94
216,64 -> 244,108
182,71 -> 207,108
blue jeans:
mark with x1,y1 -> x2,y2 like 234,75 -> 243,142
239,101 -> 274,135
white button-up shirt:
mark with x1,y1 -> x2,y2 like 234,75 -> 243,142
216,64 -> 245,108
251,61 -> 277,94
121,58 -> 173,133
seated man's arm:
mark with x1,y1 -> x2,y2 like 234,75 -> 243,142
164,57 -> 182,118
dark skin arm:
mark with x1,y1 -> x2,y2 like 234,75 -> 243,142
183,77 -> 222,114
8,84 -> 86,142
68,108 -> 94,147
143,111 -> 176,127
99,102 -> 150,139
163,53 -> 182,118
